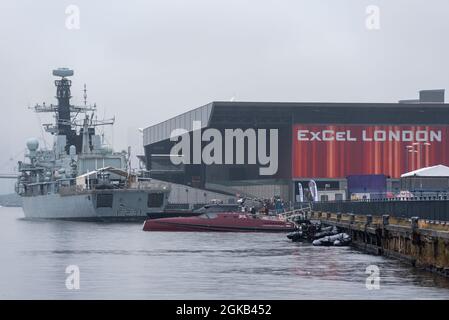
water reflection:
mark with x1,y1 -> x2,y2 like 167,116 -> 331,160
0,207 -> 448,299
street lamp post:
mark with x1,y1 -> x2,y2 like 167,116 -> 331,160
412,142 -> 432,168
405,145 -> 416,172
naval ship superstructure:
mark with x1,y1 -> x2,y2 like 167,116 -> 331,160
16,68 -> 170,220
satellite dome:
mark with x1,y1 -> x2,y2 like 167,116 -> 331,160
26,138 -> 39,151
52,68 -> 74,78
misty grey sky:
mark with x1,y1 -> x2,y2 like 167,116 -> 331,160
1,0 -> 448,193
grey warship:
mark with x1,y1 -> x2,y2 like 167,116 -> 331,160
16,68 -> 170,220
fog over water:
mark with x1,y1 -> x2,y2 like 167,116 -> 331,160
1,0 -> 449,193
1,208 -> 449,299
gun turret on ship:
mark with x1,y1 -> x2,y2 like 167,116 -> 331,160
16,68 -> 170,220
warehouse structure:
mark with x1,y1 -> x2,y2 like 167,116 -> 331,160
142,90 -> 449,202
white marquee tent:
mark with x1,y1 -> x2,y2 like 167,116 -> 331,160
401,165 -> 449,178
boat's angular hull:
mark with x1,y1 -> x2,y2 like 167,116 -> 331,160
143,213 -> 296,232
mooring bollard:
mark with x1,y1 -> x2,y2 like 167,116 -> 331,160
382,215 -> 390,226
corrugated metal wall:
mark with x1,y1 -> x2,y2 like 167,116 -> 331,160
161,180 -> 236,204
231,184 -> 289,200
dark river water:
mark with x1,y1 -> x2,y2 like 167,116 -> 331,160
0,207 -> 448,299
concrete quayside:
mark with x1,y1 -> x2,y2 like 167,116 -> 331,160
304,210 -> 449,277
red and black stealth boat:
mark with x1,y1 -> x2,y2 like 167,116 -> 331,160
142,212 -> 296,233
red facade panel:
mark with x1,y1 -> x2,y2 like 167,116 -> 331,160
292,125 -> 449,178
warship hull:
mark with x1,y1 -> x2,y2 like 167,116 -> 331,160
21,189 -> 167,221
15,68 -> 174,222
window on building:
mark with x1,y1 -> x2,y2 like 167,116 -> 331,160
335,193 -> 343,201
